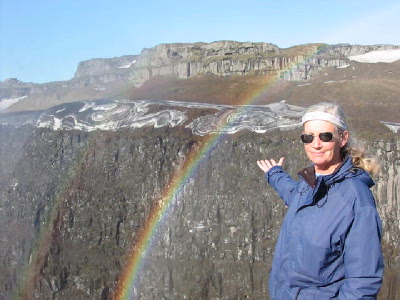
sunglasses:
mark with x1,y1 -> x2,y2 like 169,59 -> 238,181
300,132 -> 335,143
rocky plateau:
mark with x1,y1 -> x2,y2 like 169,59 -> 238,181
0,40 -> 399,300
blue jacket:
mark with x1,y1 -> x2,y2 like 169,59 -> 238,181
266,157 -> 384,299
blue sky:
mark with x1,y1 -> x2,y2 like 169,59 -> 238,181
1,0 -> 399,83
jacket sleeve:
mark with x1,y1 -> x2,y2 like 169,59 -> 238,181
265,166 -> 298,207
338,205 -> 384,299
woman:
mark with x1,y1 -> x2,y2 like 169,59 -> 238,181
257,102 -> 384,299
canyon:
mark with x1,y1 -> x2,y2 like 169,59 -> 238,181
0,99 -> 399,299
0,40 -> 399,299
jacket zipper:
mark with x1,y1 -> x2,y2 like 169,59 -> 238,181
295,288 -> 301,299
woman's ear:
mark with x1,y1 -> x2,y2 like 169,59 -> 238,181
340,131 -> 349,147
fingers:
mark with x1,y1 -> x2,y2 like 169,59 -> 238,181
256,160 -> 269,172
257,159 -> 273,173
257,157 -> 285,173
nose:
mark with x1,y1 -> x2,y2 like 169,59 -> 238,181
311,135 -> 322,148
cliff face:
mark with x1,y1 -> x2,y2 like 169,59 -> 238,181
128,42 -> 400,86
128,42 -> 319,86
74,55 -> 138,78
0,100 -> 399,299
2,41 -> 400,113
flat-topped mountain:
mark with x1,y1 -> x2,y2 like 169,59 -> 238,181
1,41 -> 399,123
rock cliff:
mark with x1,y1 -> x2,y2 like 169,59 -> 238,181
128,42 -> 400,86
74,55 -> 138,78
0,56 -> 137,112
2,41 -> 400,113
0,100 -> 399,299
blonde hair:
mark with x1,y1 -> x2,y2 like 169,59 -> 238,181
303,102 -> 380,175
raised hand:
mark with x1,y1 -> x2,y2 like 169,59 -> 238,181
257,157 -> 285,173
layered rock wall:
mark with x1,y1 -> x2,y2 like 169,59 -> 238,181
128,42 -> 400,86
373,140 -> 400,262
319,44 -> 400,57
2,41 -> 400,105
0,118 -> 398,299
74,55 -> 138,78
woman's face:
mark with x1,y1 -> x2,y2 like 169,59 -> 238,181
303,120 -> 349,174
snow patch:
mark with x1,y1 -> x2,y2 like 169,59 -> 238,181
92,103 -> 118,111
381,121 -> 400,133
56,108 -> 66,114
79,102 -> 96,112
348,49 -> 400,63
118,60 -> 137,68
0,96 -> 27,111
336,64 -> 350,69
186,101 -> 303,136
32,99 -> 305,135
38,100 -> 188,132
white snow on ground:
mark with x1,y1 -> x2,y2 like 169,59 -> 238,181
78,102 -> 96,112
336,64 -> 350,69
8,99 -> 400,136
56,108 -> 66,114
118,60 -> 137,68
35,99 -> 305,135
348,49 -> 400,63
0,96 -> 27,111
381,121 -> 400,133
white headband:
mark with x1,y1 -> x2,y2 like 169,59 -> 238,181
302,111 -> 347,130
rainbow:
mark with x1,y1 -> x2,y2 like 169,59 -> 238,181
113,132 -> 222,299
16,137 -> 93,299
113,45 -> 326,299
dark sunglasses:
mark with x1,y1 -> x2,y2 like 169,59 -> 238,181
300,132 -> 334,143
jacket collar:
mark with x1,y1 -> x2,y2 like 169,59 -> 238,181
298,157 -> 369,188
298,165 -> 317,188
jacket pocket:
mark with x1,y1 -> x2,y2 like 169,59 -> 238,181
294,235 -> 344,284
